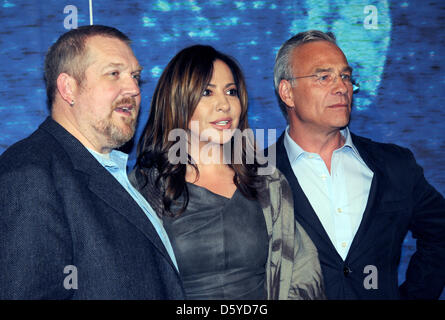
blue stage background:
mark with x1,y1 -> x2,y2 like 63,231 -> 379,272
0,0 -> 443,299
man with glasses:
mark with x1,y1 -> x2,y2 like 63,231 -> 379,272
272,30 -> 445,299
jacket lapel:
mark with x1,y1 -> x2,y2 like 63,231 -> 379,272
40,118 -> 178,272
86,169 -> 176,269
345,134 -> 382,262
275,133 -> 342,260
275,131 -> 387,263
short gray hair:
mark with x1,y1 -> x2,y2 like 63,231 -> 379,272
273,30 -> 337,119
44,25 -> 131,110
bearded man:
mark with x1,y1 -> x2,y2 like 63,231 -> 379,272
0,25 -> 184,299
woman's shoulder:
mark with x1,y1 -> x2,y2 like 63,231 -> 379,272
258,166 -> 294,212
261,166 -> 290,188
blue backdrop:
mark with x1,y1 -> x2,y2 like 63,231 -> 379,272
0,0 -> 443,299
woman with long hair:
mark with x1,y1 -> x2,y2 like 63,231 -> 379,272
130,45 -> 324,300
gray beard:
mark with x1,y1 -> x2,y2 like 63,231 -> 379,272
93,116 -> 136,150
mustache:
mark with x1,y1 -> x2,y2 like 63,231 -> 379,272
113,97 -> 137,109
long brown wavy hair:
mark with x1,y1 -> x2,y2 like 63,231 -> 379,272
136,45 -> 264,216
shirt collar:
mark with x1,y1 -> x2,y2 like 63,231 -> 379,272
338,127 -> 365,163
87,148 -> 129,171
284,126 -> 365,165
283,126 -> 305,164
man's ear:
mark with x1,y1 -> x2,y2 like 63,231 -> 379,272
56,73 -> 77,106
278,79 -> 295,108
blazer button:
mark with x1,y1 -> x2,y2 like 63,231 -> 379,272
343,266 -> 352,276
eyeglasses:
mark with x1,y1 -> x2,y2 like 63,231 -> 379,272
287,71 -> 360,93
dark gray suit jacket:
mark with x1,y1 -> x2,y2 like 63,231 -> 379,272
273,131 -> 445,299
0,117 -> 185,299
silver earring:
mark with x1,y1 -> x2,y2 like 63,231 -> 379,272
70,100 -> 74,107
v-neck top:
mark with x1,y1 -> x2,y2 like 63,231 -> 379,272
162,183 -> 268,300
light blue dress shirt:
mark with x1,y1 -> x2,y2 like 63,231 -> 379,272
87,148 -> 179,271
284,126 -> 374,260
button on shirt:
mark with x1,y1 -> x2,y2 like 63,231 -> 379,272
284,127 -> 374,260
87,148 -> 179,271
